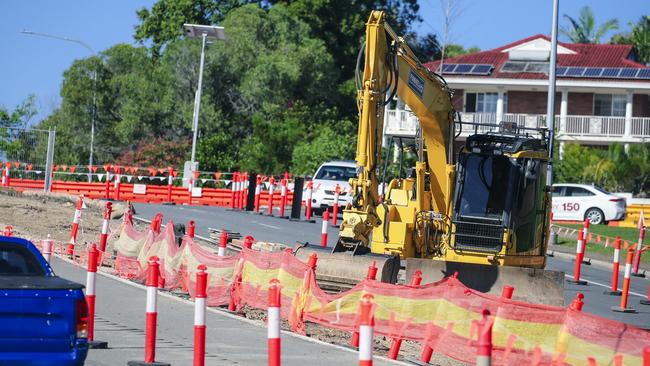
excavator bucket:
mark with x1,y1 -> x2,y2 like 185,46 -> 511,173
406,258 -> 565,306
293,244 -> 400,292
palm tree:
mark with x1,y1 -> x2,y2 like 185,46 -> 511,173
560,6 -> 619,43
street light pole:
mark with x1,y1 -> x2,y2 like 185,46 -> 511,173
545,0 -> 559,186
20,29 -> 97,174
190,32 -> 207,164
182,24 -> 226,180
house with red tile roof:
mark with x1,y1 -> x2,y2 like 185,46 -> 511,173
384,34 -> 650,153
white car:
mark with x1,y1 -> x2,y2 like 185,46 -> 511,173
305,161 -> 356,215
552,183 -> 626,225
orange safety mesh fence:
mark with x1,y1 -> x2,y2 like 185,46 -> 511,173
40,216 -> 650,366
181,238 -> 238,306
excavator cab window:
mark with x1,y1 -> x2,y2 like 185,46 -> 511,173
456,154 -> 512,220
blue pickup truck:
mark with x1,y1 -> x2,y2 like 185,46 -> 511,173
0,235 -> 88,365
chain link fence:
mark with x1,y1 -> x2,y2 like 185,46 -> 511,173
1,126 -> 55,191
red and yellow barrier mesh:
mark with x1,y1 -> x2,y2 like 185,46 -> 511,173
94,219 -> 650,365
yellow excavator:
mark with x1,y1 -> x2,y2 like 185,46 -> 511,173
295,10 -> 564,305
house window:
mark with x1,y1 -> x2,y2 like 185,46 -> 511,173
465,92 -> 507,113
594,94 -> 626,116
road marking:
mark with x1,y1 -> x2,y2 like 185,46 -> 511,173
259,223 -> 281,230
565,274 -> 646,298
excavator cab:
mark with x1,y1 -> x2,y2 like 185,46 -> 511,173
452,130 -> 550,262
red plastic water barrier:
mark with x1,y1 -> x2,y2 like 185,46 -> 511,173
358,294 -> 374,366
194,264 -> 207,366
268,279 -> 281,366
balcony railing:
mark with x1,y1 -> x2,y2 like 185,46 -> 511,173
384,109 -> 650,141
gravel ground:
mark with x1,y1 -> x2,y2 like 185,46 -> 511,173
0,190 -> 467,366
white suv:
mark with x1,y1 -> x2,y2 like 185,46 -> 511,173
552,183 -> 626,224
305,161 -> 356,215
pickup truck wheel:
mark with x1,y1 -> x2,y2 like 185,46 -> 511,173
585,208 -> 604,225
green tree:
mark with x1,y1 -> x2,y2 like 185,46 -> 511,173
560,6 -> 618,43
134,0 -> 254,58
0,95 -> 38,162
291,124 -> 356,175
443,43 -> 480,59
610,16 -> 650,65
556,143 -> 650,194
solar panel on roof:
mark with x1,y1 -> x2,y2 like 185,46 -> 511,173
601,68 -> 620,77
566,67 -> 585,76
470,64 -> 492,74
442,64 -> 457,73
637,69 -> 650,79
583,68 -> 603,77
455,64 -> 473,73
555,67 -> 568,76
619,68 -> 638,78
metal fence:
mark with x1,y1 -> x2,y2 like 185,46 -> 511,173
0,126 -> 55,192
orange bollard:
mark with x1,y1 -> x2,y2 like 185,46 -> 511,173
254,175 -> 262,213
612,249 -> 636,313
332,184 -> 340,227
366,261 -> 378,280
475,309 -> 492,366
501,285 -> 515,299
606,236 -> 623,296
218,231 -> 228,257
267,176 -> 275,216
193,264 -> 208,366
567,229 -> 587,285
67,196 -> 84,256
243,235 -> 254,249
267,279 -> 281,366
305,180 -> 314,222
321,209 -> 330,247
279,177 -> 288,218
358,294 -> 374,366
187,220 -> 196,239
632,225 -> 646,278
98,202 -> 112,258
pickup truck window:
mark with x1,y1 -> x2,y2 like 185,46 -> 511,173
0,243 -> 46,276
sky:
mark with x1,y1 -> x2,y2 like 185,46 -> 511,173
1,0 -> 648,123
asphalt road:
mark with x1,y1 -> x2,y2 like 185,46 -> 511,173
51,257 -> 402,366
134,203 -> 650,329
